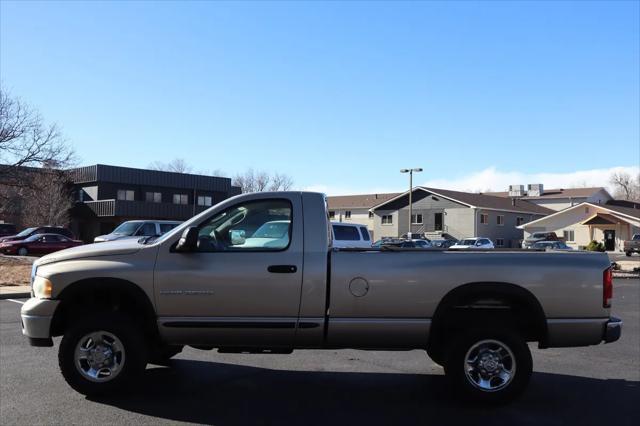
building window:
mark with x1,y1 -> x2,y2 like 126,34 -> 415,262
497,215 -> 504,226
563,230 -> 575,242
368,211 -> 374,219
117,189 -> 134,201
516,217 -> 525,226
480,213 -> 489,224
496,238 -> 505,247
585,207 -> 589,214
411,214 -> 423,224
197,195 -> 212,206
145,192 -> 162,203
345,211 -> 351,219
329,211 -> 335,219
382,215 -> 393,225
173,194 -> 188,205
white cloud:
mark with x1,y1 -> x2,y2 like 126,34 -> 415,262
308,165 -> 639,196
420,165 -> 640,194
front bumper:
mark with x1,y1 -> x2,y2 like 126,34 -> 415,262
604,316 -> 622,343
20,297 -> 60,346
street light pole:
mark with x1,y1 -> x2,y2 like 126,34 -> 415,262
400,168 -> 423,238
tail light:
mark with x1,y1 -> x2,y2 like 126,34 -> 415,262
603,267 -> 613,308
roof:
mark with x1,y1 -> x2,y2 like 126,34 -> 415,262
371,187 -> 555,215
602,202 -> 640,219
518,201 -> 640,229
485,187 -> 607,200
327,193 -> 400,210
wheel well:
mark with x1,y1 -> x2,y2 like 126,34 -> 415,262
427,282 -> 547,358
50,278 -> 158,342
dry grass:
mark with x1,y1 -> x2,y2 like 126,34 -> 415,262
0,255 -> 34,286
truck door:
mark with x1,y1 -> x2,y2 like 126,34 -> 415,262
154,194 -> 304,349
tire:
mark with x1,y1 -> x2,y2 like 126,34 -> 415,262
627,251 -> 632,257
58,312 -> 148,396
444,328 -> 532,404
17,247 -> 28,256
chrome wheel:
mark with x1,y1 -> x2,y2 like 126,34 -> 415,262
464,339 -> 515,392
74,331 -> 126,382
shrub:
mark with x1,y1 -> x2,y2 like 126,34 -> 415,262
585,240 -> 605,252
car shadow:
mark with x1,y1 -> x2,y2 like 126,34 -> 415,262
90,359 -> 639,426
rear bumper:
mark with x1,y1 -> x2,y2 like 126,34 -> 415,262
545,316 -> 622,347
604,316 -> 622,343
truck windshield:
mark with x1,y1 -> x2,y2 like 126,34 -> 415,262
112,222 -> 142,236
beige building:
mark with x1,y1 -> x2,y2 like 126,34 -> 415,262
326,193 -> 399,240
487,186 -> 612,211
518,200 -> 640,251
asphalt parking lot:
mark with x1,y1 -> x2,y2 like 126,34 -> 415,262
1,279 -> 638,426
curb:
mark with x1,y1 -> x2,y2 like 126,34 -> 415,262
0,292 -> 30,300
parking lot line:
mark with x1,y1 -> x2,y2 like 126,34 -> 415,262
5,299 -> 25,305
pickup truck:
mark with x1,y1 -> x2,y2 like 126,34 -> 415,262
20,191 -> 622,403
624,234 -> 640,256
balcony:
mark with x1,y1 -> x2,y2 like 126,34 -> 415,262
83,199 -> 209,220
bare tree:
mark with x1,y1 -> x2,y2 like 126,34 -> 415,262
148,158 -> 193,173
19,169 -> 74,226
232,169 -> 294,193
0,87 -> 74,179
610,171 -> 640,200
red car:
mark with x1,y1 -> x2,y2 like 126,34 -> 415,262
0,233 -> 83,256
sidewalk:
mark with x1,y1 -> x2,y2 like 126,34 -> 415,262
0,285 -> 31,299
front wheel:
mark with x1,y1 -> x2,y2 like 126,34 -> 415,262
17,247 -> 28,256
444,329 -> 532,404
58,312 -> 147,395
627,251 -> 632,257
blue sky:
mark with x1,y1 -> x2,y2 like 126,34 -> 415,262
1,1 -> 638,194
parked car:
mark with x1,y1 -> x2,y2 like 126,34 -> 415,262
234,220 -> 291,249
22,191 -> 621,403
94,220 -> 182,243
531,241 -> 573,250
331,222 -> 371,248
0,226 -> 74,243
0,233 -> 83,256
450,237 -> 495,249
522,232 -> 559,249
430,239 -> 457,249
623,234 -> 640,256
371,238 -> 402,248
0,223 -> 17,238
380,239 -> 432,249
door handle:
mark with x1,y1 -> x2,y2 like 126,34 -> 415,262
267,265 -> 297,273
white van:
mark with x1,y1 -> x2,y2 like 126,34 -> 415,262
331,222 -> 372,248
94,220 -> 182,243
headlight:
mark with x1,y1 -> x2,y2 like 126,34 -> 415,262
32,276 -> 52,299
30,263 -> 38,285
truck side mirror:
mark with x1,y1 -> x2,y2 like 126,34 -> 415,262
175,227 -> 199,252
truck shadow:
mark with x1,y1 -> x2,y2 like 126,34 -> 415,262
91,359 -> 639,426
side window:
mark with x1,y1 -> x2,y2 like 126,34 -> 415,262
196,199 -> 292,252
333,225 -> 360,241
159,223 -> 178,234
137,223 -> 157,236
359,227 -> 370,241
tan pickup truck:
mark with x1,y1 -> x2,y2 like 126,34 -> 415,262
21,191 -> 621,403
624,234 -> 640,256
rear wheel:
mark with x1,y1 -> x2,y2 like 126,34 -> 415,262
17,247 -> 28,256
444,328 -> 532,404
627,251 -> 632,257
58,312 -> 147,395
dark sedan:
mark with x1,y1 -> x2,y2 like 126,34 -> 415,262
0,226 -> 74,243
0,233 -> 83,256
